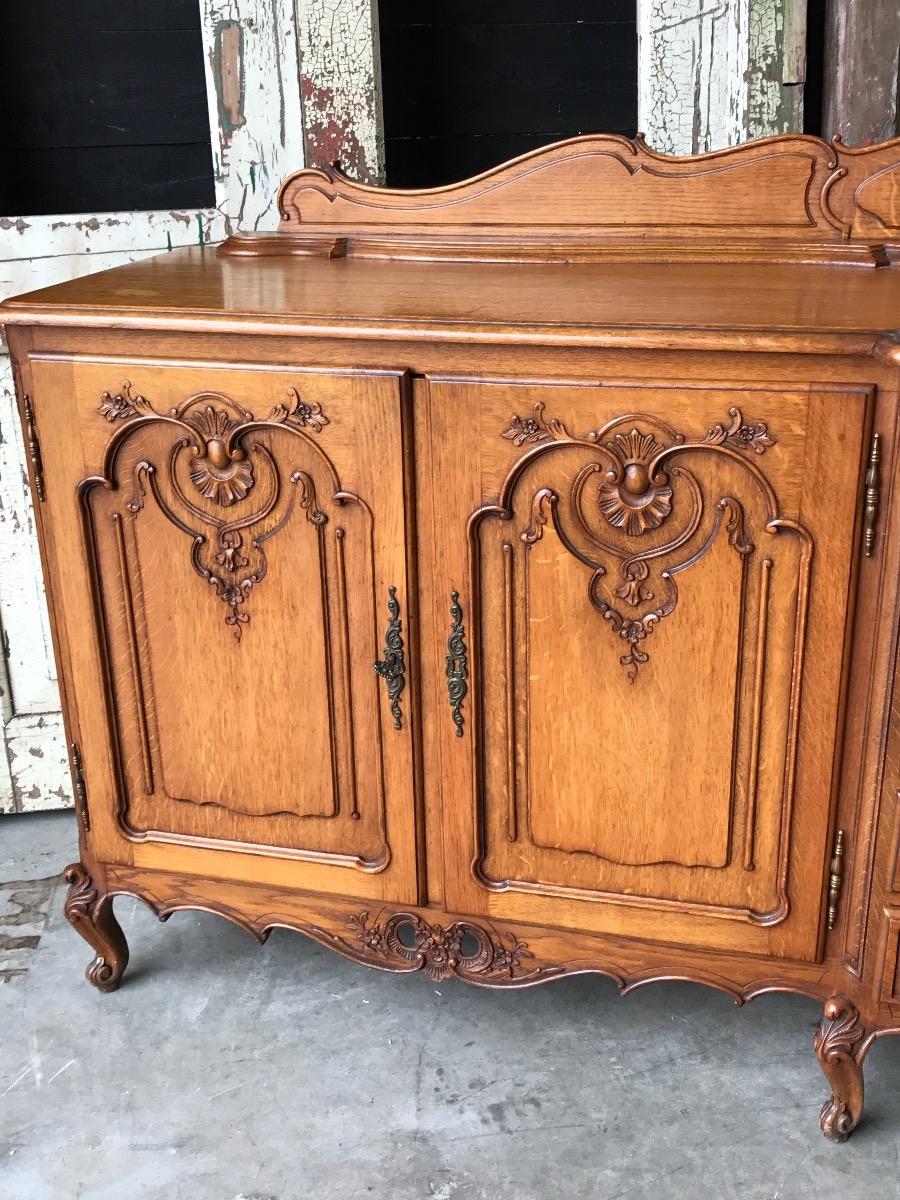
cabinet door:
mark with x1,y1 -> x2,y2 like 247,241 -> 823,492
25,358 -> 418,904
423,376 -> 870,959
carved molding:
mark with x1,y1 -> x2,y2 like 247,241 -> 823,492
89,873 -> 878,1011
340,911 -> 549,983
471,397 -> 814,926
78,380 -> 398,867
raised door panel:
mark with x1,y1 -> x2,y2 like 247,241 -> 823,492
25,357 -> 417,903
424,376 -> 870,958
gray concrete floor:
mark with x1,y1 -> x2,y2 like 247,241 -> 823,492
1,812 -> 899,1200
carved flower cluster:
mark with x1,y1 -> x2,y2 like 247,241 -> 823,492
347,912 -> 533,983
97,380 -> 152,423
502,414 -> 552,446
269,387 -> 330,433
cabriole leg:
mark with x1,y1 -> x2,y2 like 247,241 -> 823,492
63,863 -> 129,992
814,996 -> 867,1141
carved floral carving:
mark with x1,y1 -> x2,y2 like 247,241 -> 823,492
98,380 -> 153,423
495,403 -> 779,679
704,407 -> 776,454
502,412 -> 552,446
91,384 -> 332,639
268,386 -> 330,433
346,910 -> 536,982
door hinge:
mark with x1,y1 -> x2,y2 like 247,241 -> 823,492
70,742 -> 90,834
827,829 -> 845,931
863,432 -> 881,558
22,395 -> 46,502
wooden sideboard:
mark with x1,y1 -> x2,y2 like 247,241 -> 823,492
4,134 -> 900,1141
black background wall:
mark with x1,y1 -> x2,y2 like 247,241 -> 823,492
378,1 -> 638,187
1,1 -> 214,216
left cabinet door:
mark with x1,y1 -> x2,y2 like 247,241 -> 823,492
21,356 -> 419,904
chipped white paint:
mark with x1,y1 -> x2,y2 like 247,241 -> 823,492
200,0 -> 306,234
0,356 -> 71,813
296,0 -> 384,183
0,0 -> 307,811
638,0 -> 804,155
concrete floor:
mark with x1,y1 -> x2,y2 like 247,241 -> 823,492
1,813 -> 899,1200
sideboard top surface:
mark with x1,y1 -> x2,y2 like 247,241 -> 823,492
9,133 -> 900,354
5,247 -> 900,352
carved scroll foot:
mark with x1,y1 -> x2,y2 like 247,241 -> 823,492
63,864 -> 129,993
814,996 -> 867,1141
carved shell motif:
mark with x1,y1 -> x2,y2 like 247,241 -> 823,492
187,405 -> 255,506
597,428 -> 673,535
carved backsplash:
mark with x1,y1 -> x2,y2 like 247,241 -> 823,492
221,133 -> 900,265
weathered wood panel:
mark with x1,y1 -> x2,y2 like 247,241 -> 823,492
0,356 -> 71,813
638,0 -> 805,154
297,0 -> 384,183
823,0 -> 900,145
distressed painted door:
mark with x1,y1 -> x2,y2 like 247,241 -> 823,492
0,358 -> 70,811
21,357 -> 418,902
0,1 -> 310,811
423,375 -> 869,961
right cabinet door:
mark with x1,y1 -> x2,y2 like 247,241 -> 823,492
424,376 -> 872,959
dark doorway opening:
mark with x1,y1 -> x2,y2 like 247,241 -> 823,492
378,2 -> 638,188
804,0 -> 827,137
0,0 -> 214,216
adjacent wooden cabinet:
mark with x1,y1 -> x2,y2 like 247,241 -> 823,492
4,134 -> 900,1141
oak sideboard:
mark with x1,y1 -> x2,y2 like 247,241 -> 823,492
4,134 -> 900,1140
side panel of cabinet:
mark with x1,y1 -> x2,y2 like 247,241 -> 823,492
421,375 -> 869,959
21,355 -> 419,903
